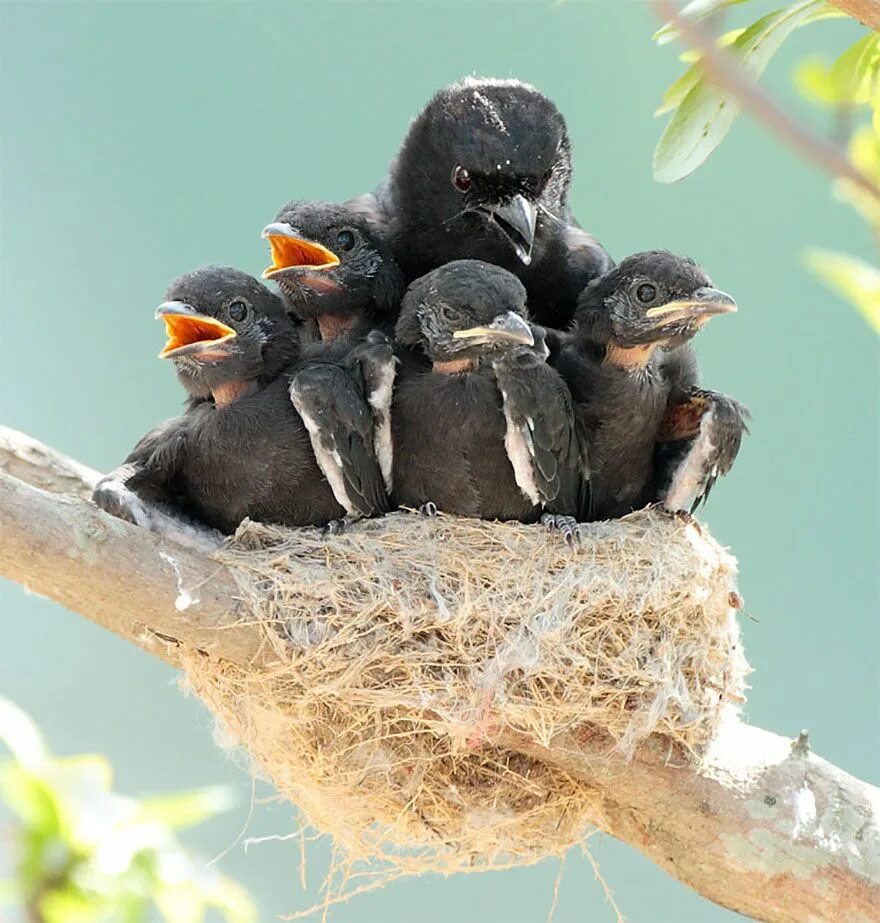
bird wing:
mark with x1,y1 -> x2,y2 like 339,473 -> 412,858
657,390 -> 750,512
494,352 -> 588,517
290,362 -> 392,518
342,331 -> 398,493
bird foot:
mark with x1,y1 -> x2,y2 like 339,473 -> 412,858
92,478 -> 152,527
656,504 -> 703,536
92,478 -> 223,552
418,501 -> 438,517
540,513 -> 583,548
322,518 -> 347,536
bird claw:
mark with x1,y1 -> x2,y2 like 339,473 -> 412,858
540,513 -> 583,548
322,518 -> 347,536
419,501 -> 438,517
656,505 -> 703,536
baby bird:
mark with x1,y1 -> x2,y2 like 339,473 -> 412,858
262,200 -> 404,342
392,260 -> 587,535
92,267 -> 391,535
554,251 -> 748,519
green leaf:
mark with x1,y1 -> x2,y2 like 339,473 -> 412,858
0,765 -> 63,837
155,882 -> 206,923
831,33 -> 880,105
835,124 -> 880,230
654,1 -> 839,183
654,0 -> 751,46
39,887 -> 103,923
209,879 -> 258,923
0,697 -> 49,770
135,786 -> 235,831
805,248 -> 880,333
793,55 -> 848,106
657,29 -> 746,116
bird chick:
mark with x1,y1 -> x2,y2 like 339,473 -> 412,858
392,260 -> 587,531
555,250 -> 747,519
262,200 -> 404,342
93,267 -> 391,535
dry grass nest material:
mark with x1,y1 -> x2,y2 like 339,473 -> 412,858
181,509 -> 749,877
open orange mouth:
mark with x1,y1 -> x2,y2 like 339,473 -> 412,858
261,223 -> 340,279
156,304 -> 236,359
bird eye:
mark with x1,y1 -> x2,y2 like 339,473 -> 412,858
451,165 -> 472,193
227,300 -> 249,322
636,284 -> 657,304
336,229 -> 356,251
440,305 -> 457,322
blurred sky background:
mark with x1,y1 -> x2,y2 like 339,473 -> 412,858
1,2 -> 878,921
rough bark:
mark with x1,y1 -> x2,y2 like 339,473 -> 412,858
1,426 -> 878,923
831,0 -> 880,31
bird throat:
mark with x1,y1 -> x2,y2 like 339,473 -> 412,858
433,356 -> 478,374
212,379 -> 259,408
605,342 -> 655,371
317,313 -> 356,341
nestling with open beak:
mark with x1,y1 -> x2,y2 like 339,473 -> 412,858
391,260 -> 588,532
554,251 -> 748,519
347,77 -> 612,330
262,200 -> 405,343
92,266 -> 392,535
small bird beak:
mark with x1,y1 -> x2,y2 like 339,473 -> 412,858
155,301 -> 237,359
452,311 -> 535,346
643,287 -> 737,331
487,194 -> 538,265
261,222 -> 341,280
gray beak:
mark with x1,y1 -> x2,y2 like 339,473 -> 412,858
488,194 -> 538,265
451,310 -> 535,346
644,287 -> 738,329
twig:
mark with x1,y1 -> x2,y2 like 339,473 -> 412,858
831,0 -> 880,31
653,0 -> 880,205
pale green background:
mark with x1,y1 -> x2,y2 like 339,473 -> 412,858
1,2 -> 877,921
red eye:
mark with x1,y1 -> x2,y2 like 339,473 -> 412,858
451,165 -> 472,192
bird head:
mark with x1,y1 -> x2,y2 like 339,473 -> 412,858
157,267 -> 298,403
394,78 -> 572,268
396,260 -> 534,370
262,201 -> 404,340
574,251 -> 736,369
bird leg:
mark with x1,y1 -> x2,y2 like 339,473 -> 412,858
418,501 -> 438,517
321,518 -> 347,536
540,513 -> 583,548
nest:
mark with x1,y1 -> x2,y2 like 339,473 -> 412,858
180,509 -> 748,881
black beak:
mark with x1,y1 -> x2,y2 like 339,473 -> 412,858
486,194 -> 538,265
451,311 -> 535,346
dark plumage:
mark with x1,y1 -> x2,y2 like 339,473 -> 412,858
554,251 -> 747,519
391,260 -> 587,524
92,267 -> 390,534
350,77 -> 611,329
262,200 -> 404,342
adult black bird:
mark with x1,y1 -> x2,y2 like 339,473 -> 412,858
554,251 -> 748,519
92,267 -> 392,534
392,260 -> 587,535
262,200 -> 404,342
349,77 -> 611,330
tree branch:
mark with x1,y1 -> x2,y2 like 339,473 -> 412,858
1,426 -> 878,922
653,0 -> 880,206
831,0 -> 880,31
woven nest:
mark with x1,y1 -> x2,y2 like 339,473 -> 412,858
180,509 -> 748,881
